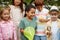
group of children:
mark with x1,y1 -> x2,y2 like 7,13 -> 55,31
0,0 -> 60,40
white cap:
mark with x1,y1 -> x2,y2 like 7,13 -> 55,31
50,6 -> 59,11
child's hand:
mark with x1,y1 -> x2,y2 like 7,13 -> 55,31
47,31 -> 51,35
39,16 -> 49,22
39,19 -> 47,22
20,29 -> 24,33
9,38 -> 12,40
46,31 -> 51,37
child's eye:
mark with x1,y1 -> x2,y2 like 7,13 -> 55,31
4,13 -> 9,15
32,12 -> 35,14
51,13 -> 57,16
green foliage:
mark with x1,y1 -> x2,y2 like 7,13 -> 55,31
0,0 -> 60,6
24,0 -> 32,5
44,0 -> 60,6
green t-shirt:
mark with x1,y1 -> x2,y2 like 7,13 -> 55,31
19,17 -> 37,29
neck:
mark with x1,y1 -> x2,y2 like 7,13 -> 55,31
26,17 -> 33,21
51,19 -> 57,22
14,5 -> 19,7
2,19 -> 9,22
2,18 -> 10,21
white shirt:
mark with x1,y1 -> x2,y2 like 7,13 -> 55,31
51,21 -> 58,33
51,21 -> 59,40
9,5 -> 24,26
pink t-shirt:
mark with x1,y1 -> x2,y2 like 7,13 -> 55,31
0,20 -> 17,40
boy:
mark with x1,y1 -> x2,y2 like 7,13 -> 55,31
46,6 -> 60,40
34,0 -> 49,40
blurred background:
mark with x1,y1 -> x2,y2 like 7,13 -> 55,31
0,0 -> 60,9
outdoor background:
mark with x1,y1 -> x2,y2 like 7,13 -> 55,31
0,0 -> 60,6
0,0 -> 60,10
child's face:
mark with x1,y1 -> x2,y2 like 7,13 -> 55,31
14,0 -> 21,6
1,9 -> 10,21
37,6 -> 42,11
50,11 -> 58,21
26,8 -> 36,19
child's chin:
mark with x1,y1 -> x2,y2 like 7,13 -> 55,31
52,19 -> 57,21
4,19 -> 9,21
30,17 -> 34,19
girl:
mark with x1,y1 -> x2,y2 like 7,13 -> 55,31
46,6 -> 60,40
9,0 -> 24,40
9,0 -> 24,26
0,6 -> 17,40
19,5 -> 37,40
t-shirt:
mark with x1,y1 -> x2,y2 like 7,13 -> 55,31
35,8 -> 49,36
19,17 -> 37,29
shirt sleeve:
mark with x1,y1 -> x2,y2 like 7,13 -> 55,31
19,20 -> 25,29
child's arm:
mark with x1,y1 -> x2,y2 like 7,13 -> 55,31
20,28 -> 24,33
0,25 -> 3,40
45,23 -> 51,38
19,20 -> 25,33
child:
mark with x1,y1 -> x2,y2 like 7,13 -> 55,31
46,6 -> 60,40
19,5 -> 37,40
34,0 -> 49,40
9,0 -> 24,26
0,6 -> 17,40
9,0 -> 24,40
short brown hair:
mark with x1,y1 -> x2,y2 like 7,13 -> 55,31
34,0 -> 44,6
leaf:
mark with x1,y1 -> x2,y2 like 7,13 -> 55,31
24,27 -> 35,40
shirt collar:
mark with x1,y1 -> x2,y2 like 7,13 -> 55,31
1,20 -> 10,24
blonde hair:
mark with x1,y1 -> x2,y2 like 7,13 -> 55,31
34,0 -> 44,6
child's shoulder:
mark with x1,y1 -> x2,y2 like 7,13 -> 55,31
9,19 -> 15,23
9,5 -> 14,7
0,19 -> 14,25
9,5 -> 15,9
57,19 -> 60,22
43,8 -> 49,11
21,17 -> 26,21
